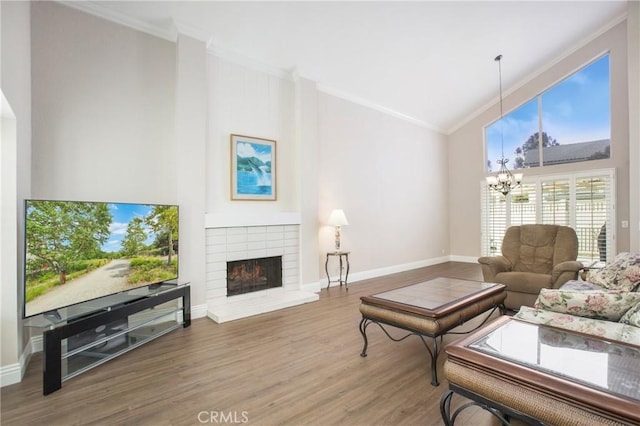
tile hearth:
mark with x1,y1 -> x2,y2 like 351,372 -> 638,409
205,224 -> 318,323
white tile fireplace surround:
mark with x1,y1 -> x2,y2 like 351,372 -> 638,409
205,219 -> 318,323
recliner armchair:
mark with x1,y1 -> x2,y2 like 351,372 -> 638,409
478,224 -> 583,310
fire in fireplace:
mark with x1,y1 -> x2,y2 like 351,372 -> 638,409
227,256 -> 283,296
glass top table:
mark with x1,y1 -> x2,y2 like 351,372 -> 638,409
442,316 -> 640,424
469,319 -> 640,401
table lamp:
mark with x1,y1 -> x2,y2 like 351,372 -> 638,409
328,209 -> 349,252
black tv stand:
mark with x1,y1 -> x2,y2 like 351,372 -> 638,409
26,282 -> 190,395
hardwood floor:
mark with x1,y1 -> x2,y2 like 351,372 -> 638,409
1,262 -> 506,426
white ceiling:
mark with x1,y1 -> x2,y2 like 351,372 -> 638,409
70,1 -> 628,134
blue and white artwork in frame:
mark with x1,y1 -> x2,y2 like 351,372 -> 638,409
231,134 -> 277,201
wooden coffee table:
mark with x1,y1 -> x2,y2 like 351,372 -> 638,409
441,316 -> 640,425
358,277 -> 506,386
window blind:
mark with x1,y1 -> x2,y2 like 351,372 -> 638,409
481,169 -> 615,263
541,179 -> 570,225
510,183 -> 537,226
575,175 -> 611,263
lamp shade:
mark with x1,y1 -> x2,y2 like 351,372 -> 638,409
328,209 -> 349,226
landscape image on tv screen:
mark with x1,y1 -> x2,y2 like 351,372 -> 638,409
24,200 -> 179,318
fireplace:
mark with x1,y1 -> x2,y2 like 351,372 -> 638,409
227,256 -> 283,297
206,224 -> 319,323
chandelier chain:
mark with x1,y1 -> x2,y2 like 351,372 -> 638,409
486,54 -> 522,197
496,54 -> 504,158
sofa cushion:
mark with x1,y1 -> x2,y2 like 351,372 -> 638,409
560,280 -> 606,291
586,252 -> 640,292
534,288 -> 640,321
515,306 -> 640,345
620,302 -> 640,328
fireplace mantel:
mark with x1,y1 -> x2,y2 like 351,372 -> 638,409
205,212 -> 301,228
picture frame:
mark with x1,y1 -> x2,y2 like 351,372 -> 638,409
230,134 -> 277,201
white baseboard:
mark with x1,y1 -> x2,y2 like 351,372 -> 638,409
0,361 -> 22,387
303,255 -> 477,291
345,256 -> 450,284
0,338 -> 36,388
300,280 -> 323,293
31,334 -> 43,353
448,255 -> 478,263
191,304 -> 208,319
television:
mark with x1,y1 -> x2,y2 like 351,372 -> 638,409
23,199 -> 179,318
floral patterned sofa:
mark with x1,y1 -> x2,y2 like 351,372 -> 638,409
515,252 -> 640,346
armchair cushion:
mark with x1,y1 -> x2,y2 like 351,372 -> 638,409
495,272 -> 552,294
534,288 -> 640,322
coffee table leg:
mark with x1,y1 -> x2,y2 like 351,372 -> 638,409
431,337 -> 440,386
440,388 -> 514,426
440,390 -> 454,426
419,335 -> 441,386
359,317 -> 369,357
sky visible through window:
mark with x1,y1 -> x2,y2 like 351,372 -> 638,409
486,54 -> 610,171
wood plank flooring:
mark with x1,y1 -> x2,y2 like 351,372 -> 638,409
1,262 -> 506,426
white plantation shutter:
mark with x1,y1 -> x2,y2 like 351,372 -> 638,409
481,169 -> 615,261
510,183 -> 537,226
541,179 -> 570,225
481,183 -> 507,256
575,174 -> 612,263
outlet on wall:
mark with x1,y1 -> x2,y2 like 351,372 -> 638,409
622,220 -> 629,228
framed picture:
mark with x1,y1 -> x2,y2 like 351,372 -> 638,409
230,134 -> 277,201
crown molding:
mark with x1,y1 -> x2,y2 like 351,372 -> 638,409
207,44 -> 294,81
317,84 -> 445,134
447,12 -> 629,135
58,1 -> 176,41
172,19 -> 214,44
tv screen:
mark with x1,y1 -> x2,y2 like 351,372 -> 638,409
23,200 -> 179,318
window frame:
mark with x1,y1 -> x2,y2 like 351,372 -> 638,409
484,52 -> 611,172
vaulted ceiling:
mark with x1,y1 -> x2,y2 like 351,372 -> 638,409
67,1 -> 628,134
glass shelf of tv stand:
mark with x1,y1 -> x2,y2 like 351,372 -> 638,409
62,306 -> 182,381
24,280 -> 187,329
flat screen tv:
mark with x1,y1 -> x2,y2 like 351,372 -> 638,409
23,199 -> 179,318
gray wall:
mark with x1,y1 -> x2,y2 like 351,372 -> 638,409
317,93 -> 450,276
448,22 -> 631,258
31,1 -> 176,202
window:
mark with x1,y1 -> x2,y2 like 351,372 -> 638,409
481,169 -> 614,264
486,54 -> 610,172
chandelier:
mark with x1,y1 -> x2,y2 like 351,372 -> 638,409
486,54 -> 522,196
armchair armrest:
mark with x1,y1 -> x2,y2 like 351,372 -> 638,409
551,260 -> 583,288
478,256 -> 511,282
